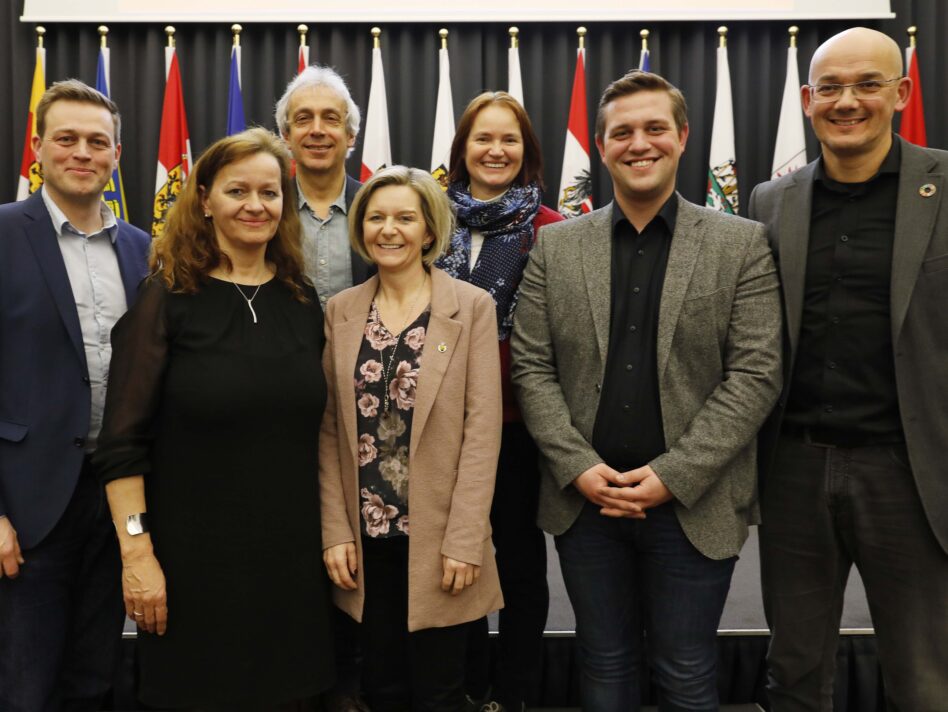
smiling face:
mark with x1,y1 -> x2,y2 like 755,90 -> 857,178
804,28 -> 910,165
284,84 -> 355,178
595,90 -> 688,211
201,152 -> 284,257
362,184 -> 433,276
463,104 -> 525,200
31,100 -> 121,207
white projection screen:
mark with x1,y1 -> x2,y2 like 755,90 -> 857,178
21,0 -> 894,23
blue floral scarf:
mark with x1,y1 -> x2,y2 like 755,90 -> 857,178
437,181 -> 541,339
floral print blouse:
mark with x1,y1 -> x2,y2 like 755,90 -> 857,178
354,301 -> 431,539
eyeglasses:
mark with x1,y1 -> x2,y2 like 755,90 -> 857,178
807,78 -> 901,103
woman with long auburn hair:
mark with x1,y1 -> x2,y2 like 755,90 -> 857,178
95,128 -> 335,709
436,91 -> 564,712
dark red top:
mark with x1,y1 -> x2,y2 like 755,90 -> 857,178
499,204 -> 565,422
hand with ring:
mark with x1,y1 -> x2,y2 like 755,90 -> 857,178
121,551 -> 168,635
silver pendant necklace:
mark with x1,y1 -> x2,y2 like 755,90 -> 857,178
231,281 -> 263,323
377,274 -> 428,413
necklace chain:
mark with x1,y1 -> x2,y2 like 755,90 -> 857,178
231,281 -> 263,324
377,274 -> 427,413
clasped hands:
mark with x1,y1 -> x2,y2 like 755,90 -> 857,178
324,542 -> 480,596
574,463 -> 673,518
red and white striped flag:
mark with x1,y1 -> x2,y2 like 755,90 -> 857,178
152,46 -> 192,238
557,45 -> 593,218
360,40 -> 392,181
899,44 -> 926,147
17,45 -> 46,200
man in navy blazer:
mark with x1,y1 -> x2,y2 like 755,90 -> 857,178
0,80 -> 150,711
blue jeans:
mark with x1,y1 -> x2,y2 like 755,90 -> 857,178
0,463 -> 124,712
555,501 -> 735,712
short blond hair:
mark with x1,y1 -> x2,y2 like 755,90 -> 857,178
36,79 -> 121,143
349,166 -> 455,268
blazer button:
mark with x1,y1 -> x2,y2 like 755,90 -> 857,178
595,383 -> 601,392
82,376 -> 90,384
73,437 -> 86,448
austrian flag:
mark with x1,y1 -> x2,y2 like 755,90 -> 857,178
557,46 -> 593,218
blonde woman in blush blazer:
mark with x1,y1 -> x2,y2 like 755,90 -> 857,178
320,166 -> 503,712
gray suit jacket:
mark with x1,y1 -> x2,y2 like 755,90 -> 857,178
511,195 -> 783,560
749,136 -> 948,554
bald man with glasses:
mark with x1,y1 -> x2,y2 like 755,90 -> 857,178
749,27 -> 948,711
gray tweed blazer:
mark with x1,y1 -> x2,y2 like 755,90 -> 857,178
510,194 -> 783,560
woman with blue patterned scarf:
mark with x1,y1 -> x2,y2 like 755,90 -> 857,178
436,91 -> 564,712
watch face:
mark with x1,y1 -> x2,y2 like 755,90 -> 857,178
126,513 -> 148,536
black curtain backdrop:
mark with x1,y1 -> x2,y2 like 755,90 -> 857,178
2,1 -> 945,234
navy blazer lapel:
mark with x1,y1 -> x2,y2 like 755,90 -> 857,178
22,193 -> 86,369
113,224 -> 147,308
657,196 -> 703,379
779,163 -> 816,358
580,205 -> 613,365
892,139 -> 941,343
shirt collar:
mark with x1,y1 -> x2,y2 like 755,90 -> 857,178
611,192 -> 679,235
296,176 -> 349,216
816,133 -> 901,190
41,186 -> 119,242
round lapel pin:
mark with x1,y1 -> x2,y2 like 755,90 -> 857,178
437,342 -> 447,353
919,183 -> 937,198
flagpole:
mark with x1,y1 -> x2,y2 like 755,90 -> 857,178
557,25 -> 593,218
361,26 -> 393,181
430,28 -> 454,186
508,26 -> 523,105
298,24 -> 309,72
706,25 -> 739,214
639,29 -> 650,71
17,25 -> 46,200
900,25 -> 927,146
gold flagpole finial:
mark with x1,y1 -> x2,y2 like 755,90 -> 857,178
165,26 -> 176,48
640,29 -> 650,52
788,26 -> 798,48
371,27 -> 381,50
907,25 -> 917,49
577,26 -> 586,51
36,26 -> 45,49
439,28 -> 448,50
298,24 -> 308,47
718,26 -> 728,48
509,27 -> 519,49
232,24 -> 242,48
98,25 -> 109,49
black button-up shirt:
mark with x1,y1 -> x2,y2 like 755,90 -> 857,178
784,138 -> 903,443
591,196 -> 676,471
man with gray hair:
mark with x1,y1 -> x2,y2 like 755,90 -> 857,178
750,27 -> 948,710
275,65 -> 370,712
275,64 -> 373,306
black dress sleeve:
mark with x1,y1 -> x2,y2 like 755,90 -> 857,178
94,277 -> 171,484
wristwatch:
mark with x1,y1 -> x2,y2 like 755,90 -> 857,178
125,513 -> 149,536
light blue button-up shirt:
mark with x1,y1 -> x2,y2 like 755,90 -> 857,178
297,178 -> 352,307
42,188 -> 127,451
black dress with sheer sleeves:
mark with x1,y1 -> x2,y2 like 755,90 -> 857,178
95,275 -> 334,708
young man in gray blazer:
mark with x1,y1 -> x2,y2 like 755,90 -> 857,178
511,70 -> 782,710
749,27 -> 948,711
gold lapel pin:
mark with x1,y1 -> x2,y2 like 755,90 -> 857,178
437,342 -> 447,353
919,183 -> 937,198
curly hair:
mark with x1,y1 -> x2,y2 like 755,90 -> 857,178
151,127 -> 307,301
